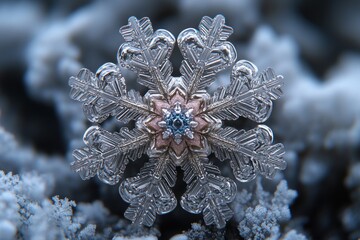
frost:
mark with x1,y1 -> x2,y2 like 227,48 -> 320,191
0,170 -> 161,240
113,221 -> 160,238
3,170 -> 140,239
75,201 -> 111,228
0,191 -> 18,240
281,230 -> 307,240
0,126 -> 78,197
170,223 -> 225,240
234,180 -> 304,240
0,126 -> 16,153
0,170 -> 91,239
27,197 -> 81,240
77,224 -> 97,240
113,236 -> 158,240
69,15 -> 285,228
299,157 -> 328,185
0,219 -> 17,240
0,2 -> 42,68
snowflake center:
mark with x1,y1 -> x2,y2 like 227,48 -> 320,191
173,119 -> 183,129
166,111 -> 189,133
158,102 -> 196,144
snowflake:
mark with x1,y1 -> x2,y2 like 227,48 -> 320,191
69,15 -> 286,228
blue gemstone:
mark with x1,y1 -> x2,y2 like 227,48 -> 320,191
165,109 -> 191,136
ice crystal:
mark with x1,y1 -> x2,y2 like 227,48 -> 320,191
69,15 -> 286,228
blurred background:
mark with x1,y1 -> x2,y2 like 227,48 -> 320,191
0,0 -> 360,239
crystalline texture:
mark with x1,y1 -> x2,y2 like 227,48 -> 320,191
69,15 -> 286,228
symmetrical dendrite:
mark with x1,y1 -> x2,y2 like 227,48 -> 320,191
69,15 -> 286,228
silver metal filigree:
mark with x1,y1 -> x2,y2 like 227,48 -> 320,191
69,15 -> 286,228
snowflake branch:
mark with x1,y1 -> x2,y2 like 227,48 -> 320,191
206,126 -> 286,181
201,60 -> 283,122
180,151 -> 237,228
178,15 -> 237,97
119,151 -> 177,227
69,63 -> 153,123
71,126 -> 149,184
118,17 -> 175,98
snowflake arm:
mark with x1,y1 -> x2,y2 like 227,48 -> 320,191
69,62 -> 152,123
202,60 -> 284,122
119,152 -> 177,226
71,126 -> 150,184
118,17 -> 175,98
178,15 -> 237,97
181,151 -> 237,228
207,126 -> 286,181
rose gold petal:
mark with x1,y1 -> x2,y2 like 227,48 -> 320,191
186,99 -> 202,113
170,90 -> 186,105
186,132 -> 203,149
145,116 -> 163,132
170,139 -> 187,156
194,116 -> 210,132
152,99 -> 170,114
155,133 -> 171,149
